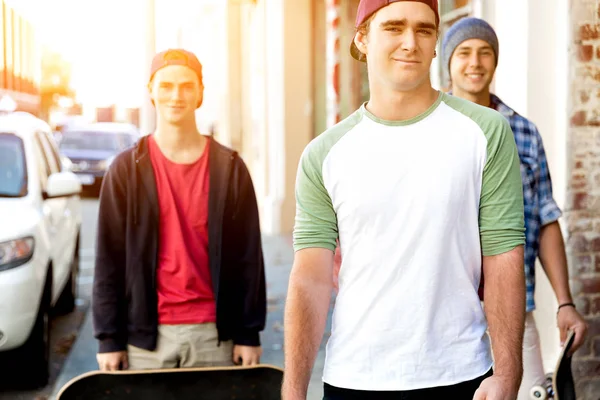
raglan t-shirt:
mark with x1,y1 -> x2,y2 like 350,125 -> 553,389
293,92 -> 526,391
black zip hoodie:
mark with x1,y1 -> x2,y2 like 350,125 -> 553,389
92,135 -> 266,353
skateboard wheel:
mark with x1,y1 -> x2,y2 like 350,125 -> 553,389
530,386 -> 548,400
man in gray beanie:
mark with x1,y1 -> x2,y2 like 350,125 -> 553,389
443,17 -> 588,400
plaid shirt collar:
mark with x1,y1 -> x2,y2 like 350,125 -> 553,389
445,91 -> 515,116
489,94 -> 516,118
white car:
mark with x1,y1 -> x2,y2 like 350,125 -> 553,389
0,111 -> 82,387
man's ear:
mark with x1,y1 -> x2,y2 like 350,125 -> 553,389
147,81 -> 155,107
354,31 -> 368,59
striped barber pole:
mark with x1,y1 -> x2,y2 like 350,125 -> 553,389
326,0 -> 341,127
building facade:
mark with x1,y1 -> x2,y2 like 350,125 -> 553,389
148,2 -> 599,393
0,0 -> 40,115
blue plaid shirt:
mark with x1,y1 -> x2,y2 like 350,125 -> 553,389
490,94 -> 562,312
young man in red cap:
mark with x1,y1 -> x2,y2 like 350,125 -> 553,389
283,1 -> 526,399
93,49 -> 266,371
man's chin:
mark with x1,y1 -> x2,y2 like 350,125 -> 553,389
465,85 -> 488,97
161,112 -> 187,123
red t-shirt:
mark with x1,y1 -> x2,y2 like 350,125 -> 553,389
148,135 -> 216,325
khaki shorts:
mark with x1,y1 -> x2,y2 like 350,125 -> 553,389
127,323 -> 234,370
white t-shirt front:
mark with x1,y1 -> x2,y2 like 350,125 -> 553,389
293,92 -> 525,391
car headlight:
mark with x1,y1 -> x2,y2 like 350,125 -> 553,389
0,237 -> 35,272
97,156 -> 115,171
61,156 -> 73,171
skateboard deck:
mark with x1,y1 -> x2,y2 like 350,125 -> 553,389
530,330 -> 576,400
56,364 -> 284,400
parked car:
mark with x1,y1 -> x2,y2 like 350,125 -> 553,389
0,111 -> 82,387
58,122 -> 140,191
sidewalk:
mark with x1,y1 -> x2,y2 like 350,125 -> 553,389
50,234 -> 332,400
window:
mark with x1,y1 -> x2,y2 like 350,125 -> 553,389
432,0 -> 476,91
59,131 -> 122,152
0,133 -> 27,197
34,133 -> 51,190
37,131 -> 61,173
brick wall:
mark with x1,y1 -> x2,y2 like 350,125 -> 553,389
568,1 -> 600,398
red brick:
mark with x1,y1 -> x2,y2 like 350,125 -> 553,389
572,360 -> 600,379
568,212 -> 593,232
586,317 -> 600,337
579,65 -> 600,82
592,237 -> 600,252
575,296 -> 591,316
592,296 -> 600,314
571,180 -> 588,190
578,44 -> 594,62
581,277 -> 600,294
572,111 -> 587,126
568,233 -> 591,253
572,171 -> 586,180
594,337 -> 600,356
576,254 -> 594,274
579,24 -> 600,40
575,160 -> 585,169
573,192 -> 589,210
581,90 -> 591,104
575,334 -> 593,357
596,256 -> 600,271
577,379 -> 600,400
597,46 -> 600,60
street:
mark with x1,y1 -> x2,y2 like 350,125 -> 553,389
0,197 -> 331,400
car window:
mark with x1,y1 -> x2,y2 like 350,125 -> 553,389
37,131 -> 61,174
43,131 -> 64,172
59,131 -> 122,152
0,133 -> 27,197
34,133 -> 51,189
119,133 -> 137,148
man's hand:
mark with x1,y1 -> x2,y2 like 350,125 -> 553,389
557,306 -> 588,356
97,351 -> 128,371
473,376 -> 518,400
233,345 -> 262,366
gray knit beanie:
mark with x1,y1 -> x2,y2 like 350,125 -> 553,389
442,17 -> 499,73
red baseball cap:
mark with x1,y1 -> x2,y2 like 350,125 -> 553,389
149,48 -> 203,84
350,0 -> 440,62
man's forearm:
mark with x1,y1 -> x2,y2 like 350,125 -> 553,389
483,245 -> 525,385
538,221 -> 573,304
282,261 -> 332,399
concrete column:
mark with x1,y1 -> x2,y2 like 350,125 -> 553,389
281,0 -> 314,233
140,0 -> 156,135
241,0 -> 314,234
326,0 -> 341,127
527,0 -> 569,373
220,1 -> 243,149
484,0 -> 572,375
262,0 -> 286,234
489,0 -> 529,115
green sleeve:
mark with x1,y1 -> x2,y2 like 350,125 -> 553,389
292,110 -> 362,252
479,115 -> 526,256
293,142 -> 338,252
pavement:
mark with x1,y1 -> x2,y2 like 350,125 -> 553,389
49,234 -> 333,400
